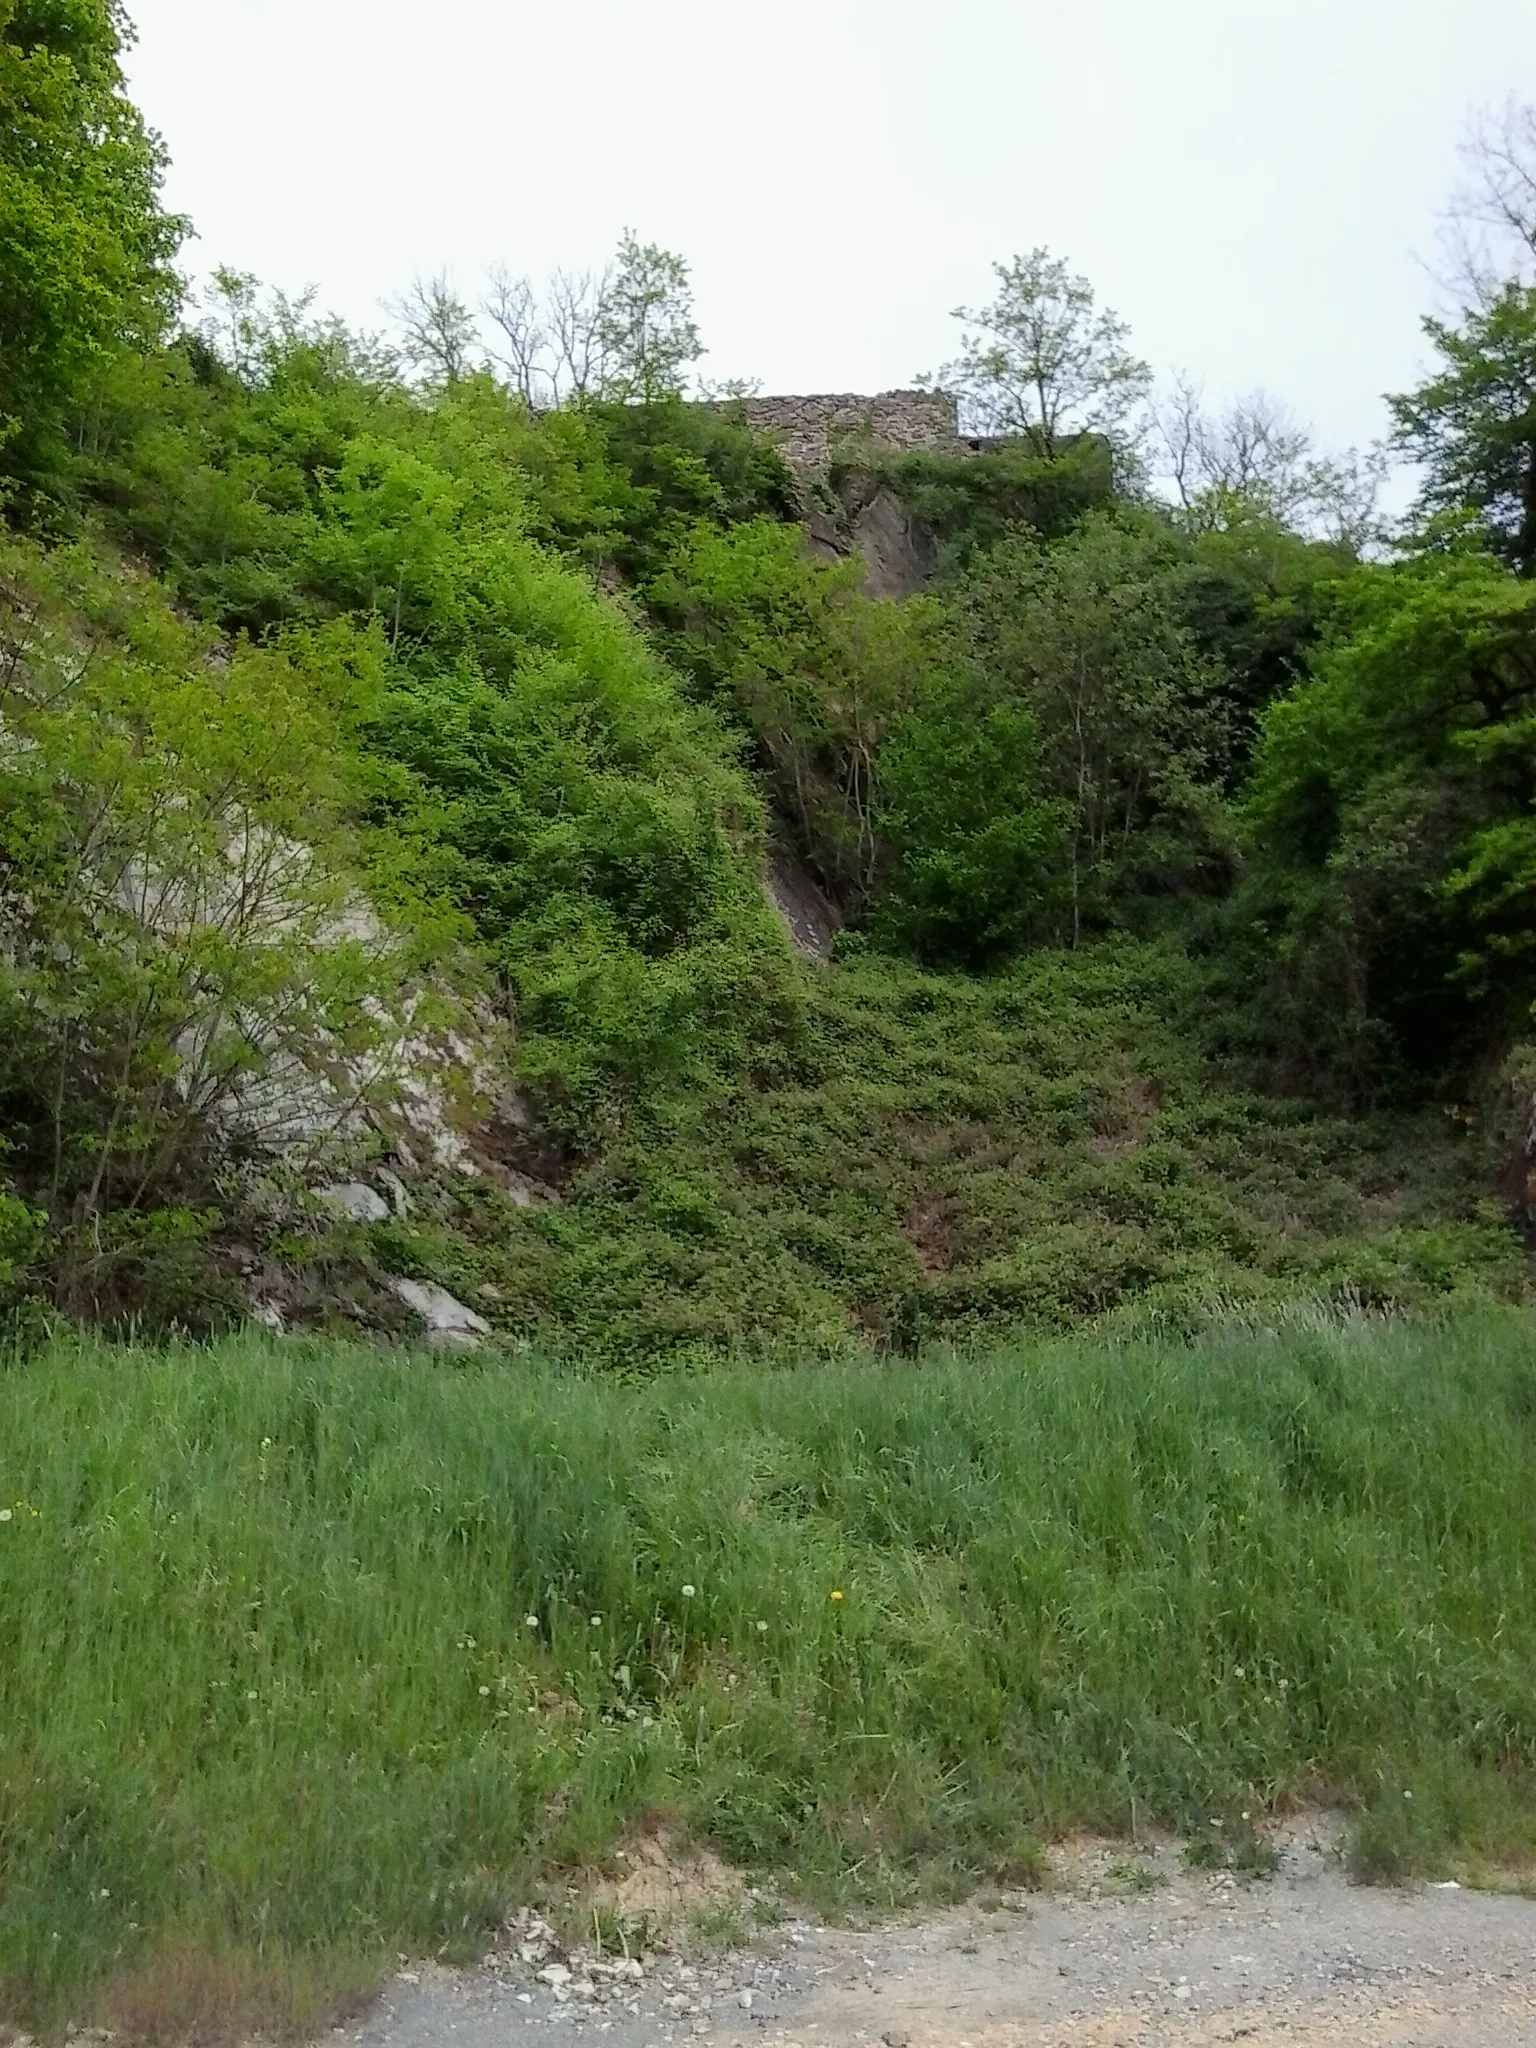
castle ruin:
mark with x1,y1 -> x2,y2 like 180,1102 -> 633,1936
739,389 -> 962,469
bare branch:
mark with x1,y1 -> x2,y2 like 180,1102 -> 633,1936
1153,381 -> 1386,548
547,266 -> 614,404
482,265 -> 551,408
390,271 -> 482,385
1441,98 -> 1536,305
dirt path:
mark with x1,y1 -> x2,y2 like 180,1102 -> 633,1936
343,1829 -> 1536,2048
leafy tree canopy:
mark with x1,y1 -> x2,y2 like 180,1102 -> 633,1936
594,231 -> 703,404
924,247 -> 1150,459
1391,285 -> 1536,576
1240,545 -> 1536,1083
0,0 -> 183,483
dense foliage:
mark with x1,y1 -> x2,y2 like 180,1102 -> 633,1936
2,29 -> 1536,1341
0,532 -> 496,1316
0,0 -> 182,487
1239,546 -> 1536,1083
1391,284 -> 1536,575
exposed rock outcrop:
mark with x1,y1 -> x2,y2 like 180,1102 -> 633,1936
389,1276 -> 492,1347
764,854 -> 843,962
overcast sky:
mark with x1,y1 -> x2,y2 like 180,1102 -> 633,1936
123,0 -> 1536,462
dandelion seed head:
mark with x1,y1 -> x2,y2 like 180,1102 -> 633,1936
478,1685 -> 491,1697
524,1615 -> 539,1628
756,1621 -> 768,1633
0,1509 -> 12,1524
681,1584 -> 696,1598
590,1614 -> 602,1627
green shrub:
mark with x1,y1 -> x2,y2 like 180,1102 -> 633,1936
1239,545 -> 1536,1087
652,517 -> 921,905
0,530 -> 430,1314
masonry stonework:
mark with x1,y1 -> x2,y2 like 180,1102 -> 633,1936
741,389 -> 959,469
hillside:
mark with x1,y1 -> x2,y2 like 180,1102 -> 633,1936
6,5 -> 1536,1358
9,12 -> 1536,2039
0,420 -> 1524,1348
2,263 -> 1533,1346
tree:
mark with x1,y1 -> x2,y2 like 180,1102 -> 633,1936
0,530 -> 424,1311
392,271 -> 480,385
481,262 -> 615,407
1156,376 -> 1385,549
482,264 -> 548,407
1240,546 -> 1536,1082
873,665 -> 1063,965
951,513 -> 1226,943
0,0 -> 184,478
925,247 -> 1150,457
1442,97 -> 1536,303
548,265 -> 615,401
478,237 -> 701,411
1391,286 -> 1536,575
594,231 -> 702,403
654,518 -> 916,903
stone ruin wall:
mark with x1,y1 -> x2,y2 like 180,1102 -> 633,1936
741,389 -> 960,469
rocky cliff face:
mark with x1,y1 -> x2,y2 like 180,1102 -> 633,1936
806,473 -> 937,599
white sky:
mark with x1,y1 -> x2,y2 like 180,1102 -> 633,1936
123,0 -> 1536,462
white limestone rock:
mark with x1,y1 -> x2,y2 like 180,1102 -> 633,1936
311,1181 -> 390,1223
390,1276 -> 492,1346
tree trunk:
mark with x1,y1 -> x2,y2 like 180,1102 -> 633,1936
1520,435 -> 1536,578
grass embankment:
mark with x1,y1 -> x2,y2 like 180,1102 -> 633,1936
4,1312 -> 1536,2036
392,942 -> 1525,1358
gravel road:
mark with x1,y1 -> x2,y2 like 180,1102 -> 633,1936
341,1827 -> 1536,2048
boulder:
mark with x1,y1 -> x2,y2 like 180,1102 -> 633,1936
389,1276 -> 492,1347
311,1182 -> 390,1224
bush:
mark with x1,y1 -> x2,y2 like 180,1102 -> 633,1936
870,668 -> 1064,965
0,531 -> 428,1314
72,322 -> 806,1147
652,517 -> 921,906
1238,545 -> 1536,1088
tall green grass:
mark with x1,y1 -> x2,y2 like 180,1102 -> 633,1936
3,1312 -> 1536,2034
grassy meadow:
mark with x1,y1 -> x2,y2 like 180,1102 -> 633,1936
3,1310 -> 1536,2036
